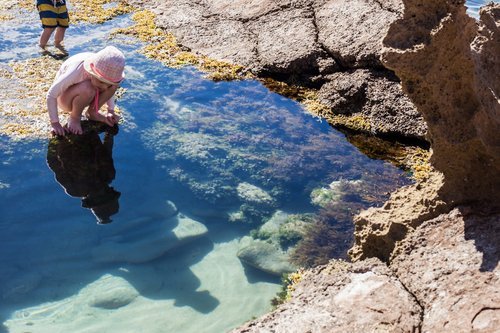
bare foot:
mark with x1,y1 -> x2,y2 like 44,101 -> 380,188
54,43 -> 68,55
66,117 -> 83,134
86,111 -> 114,127
38,44 -> 50,56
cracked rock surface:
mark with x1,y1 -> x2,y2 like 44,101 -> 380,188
231,258 -> 422,333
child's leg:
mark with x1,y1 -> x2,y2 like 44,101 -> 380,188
86,86 -> 118,126
39,27 -> 55,48
54,27 -> 67,47
57,80 -> 96,134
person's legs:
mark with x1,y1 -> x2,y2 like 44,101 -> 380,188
57,80 -> 95,134
39,27 -> 55,48
54,27 -> 66,47
85,85 -> 118,125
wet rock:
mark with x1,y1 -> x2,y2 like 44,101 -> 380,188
236,211 -> 311,275
229,183 -> 277,224
237,236 -> 298,276
231,258 -> 421,333
85,274 -> 139,309
318,69 -> 425,139
310,179 -> 362,207
236,182 -> 275,207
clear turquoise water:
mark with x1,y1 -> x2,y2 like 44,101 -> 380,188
1,1 -> 494,332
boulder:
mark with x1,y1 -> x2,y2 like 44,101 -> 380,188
231,258 -> 422,333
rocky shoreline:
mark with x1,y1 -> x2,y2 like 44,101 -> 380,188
122,0 -> 500,331
126,0 -> 428,142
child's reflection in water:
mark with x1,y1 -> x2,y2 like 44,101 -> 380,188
46,121 -> 120,224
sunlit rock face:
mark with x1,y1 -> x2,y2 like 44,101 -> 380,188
230,258 -> 422,333
382,1 -> 500,212
391,208 -> 500,333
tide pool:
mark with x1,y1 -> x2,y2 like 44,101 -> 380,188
4,1 -> 494,332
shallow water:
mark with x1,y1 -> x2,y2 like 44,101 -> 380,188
466,0 -> 498,18
2,1 -> 493,332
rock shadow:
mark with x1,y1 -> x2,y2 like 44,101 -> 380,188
242,262 -> 281,285
115,236 -> 220,314
463,209 -> 500,272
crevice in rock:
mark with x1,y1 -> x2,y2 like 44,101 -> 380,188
372,0 -> 400,15
390,267 -> 425,332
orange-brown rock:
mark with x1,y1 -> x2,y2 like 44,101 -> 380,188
382,0 -> 500,212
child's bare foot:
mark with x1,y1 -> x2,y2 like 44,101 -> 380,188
54,43 -> 68,55
86,111 -> 114,127
66,116 -> 83,134
38,44 -> 50,56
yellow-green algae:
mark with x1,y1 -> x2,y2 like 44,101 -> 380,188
260,78 -> 372,132
111,10 -> 252,81
0,57 -> 61,139
345,133 -> 432,180
271,268 -> 304,307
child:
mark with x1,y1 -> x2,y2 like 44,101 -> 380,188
47,46 -> 125,136
37,0 -> 70,52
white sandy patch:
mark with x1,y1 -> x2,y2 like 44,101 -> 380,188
4,232 -> 280,333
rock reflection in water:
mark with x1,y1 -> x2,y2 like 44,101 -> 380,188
46,121 -> 120,224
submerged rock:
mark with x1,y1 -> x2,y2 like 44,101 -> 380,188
85,274 -> 139,310
310,179 -> 362,207
236,211 -> 311,275
237,182 -> 275,207
92,212 -> 208,263
237,236 -> 298,276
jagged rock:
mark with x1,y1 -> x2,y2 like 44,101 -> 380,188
390,208 -> 500,332
382,1 -> 500,211
349,171 -> 449,262
231,258 -> 422,333
318,69 -> 426,139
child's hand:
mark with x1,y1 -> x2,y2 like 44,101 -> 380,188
66,117 -> 83,135
51,121 -> 66,136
